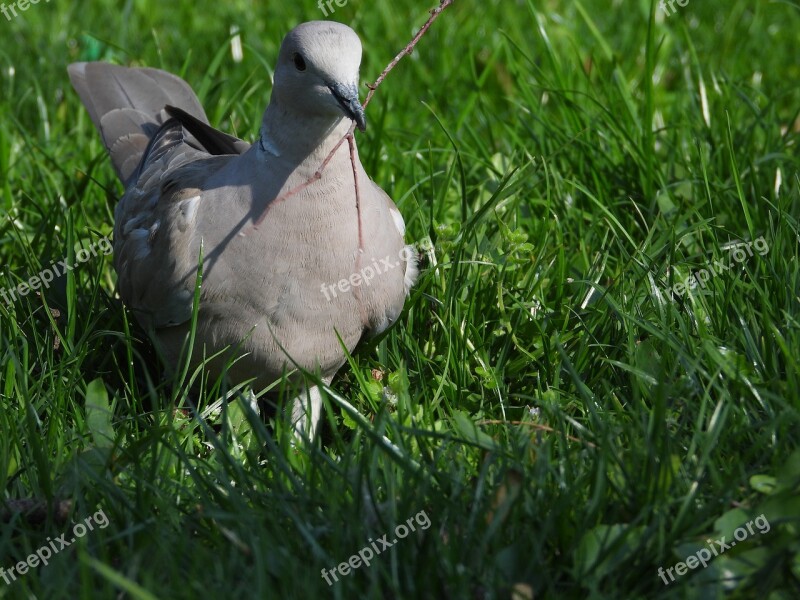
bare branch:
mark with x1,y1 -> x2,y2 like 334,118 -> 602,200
476,420 -> 598,448
363,0 -> 455,109
248,126 -> 354,231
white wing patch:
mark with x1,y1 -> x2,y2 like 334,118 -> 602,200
389,206 -> 406,237
177,195 -> 200,232
403,244 -> 418,294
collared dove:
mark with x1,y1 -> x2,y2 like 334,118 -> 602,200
68,21 -> 418,438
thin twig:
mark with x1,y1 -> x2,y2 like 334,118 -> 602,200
247,123 -> 355,232
476,420 -> 597,448
347,132 -> 370,328
363,0 -> 455,109
346,133 -> 364,253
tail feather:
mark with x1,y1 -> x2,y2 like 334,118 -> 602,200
68,62 -> 209,183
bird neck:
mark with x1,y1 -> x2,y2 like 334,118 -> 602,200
258,100 -> 354,165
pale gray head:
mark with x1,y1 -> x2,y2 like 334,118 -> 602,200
272,21 -> 366,131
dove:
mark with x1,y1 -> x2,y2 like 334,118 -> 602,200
68,21 -> 418,438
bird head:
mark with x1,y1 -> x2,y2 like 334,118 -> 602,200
272,21 -> 367,132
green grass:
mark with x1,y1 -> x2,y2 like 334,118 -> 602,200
1,0 -> 800,598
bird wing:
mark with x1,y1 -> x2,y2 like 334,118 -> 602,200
113,118 -> 238,329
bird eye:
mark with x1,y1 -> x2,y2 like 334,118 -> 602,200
292,53 -> 306,71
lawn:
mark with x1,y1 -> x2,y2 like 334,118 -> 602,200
1,0 -> 799,598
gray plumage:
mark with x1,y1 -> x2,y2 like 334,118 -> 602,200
68,21 -> 417,437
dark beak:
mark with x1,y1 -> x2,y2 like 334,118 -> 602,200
330,82 -> 367,131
